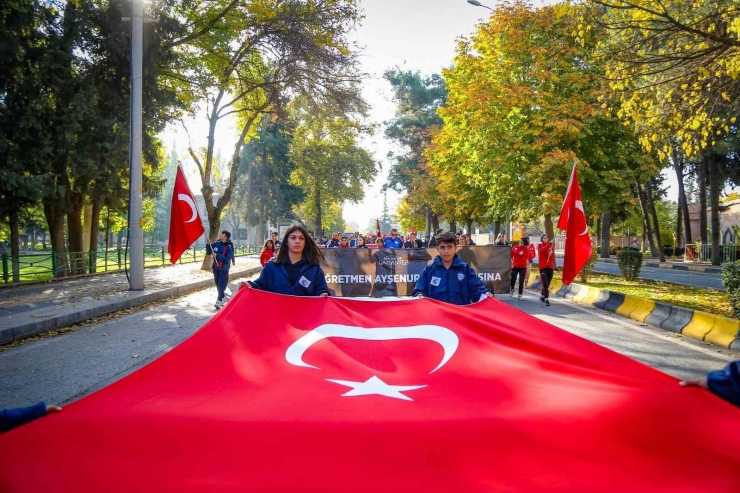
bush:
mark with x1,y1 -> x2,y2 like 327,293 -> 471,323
722,261 -> 740,317
663,246 -> 685,257
609,245 -> 622,255
617,250 -> 643,281
579,249 -> 599,284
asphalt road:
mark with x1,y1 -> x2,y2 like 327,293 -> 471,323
580,260 -> 724,291
1,282 -> 737,409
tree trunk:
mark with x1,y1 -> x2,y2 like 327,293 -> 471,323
256,204 -> 266,244
698,159 -> 708,245
425,206 -> 431,238
673,154 -> 692,245
707,153 -> 722,265
493,220 -> 501,236
596,217 -> 601,247
67,193 -> 86,275
314,185 -> 323,235
449,221 -> 457,234
89,198 -> 103,273
82,202 -> 93,253
600,213 -> 611,259
42,229 -> 47,249
466,217 -> 473,235
43,196 -> 68,277
635,181 -> 657,257
431,212 -> 439,232
544,214 -> 555,243
676,194 -> 683,250
645,180 -> 666,262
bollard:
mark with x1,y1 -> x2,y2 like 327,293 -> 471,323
161,246 -> 165,266
88,251 -> 94,274
117,248 -> 122,269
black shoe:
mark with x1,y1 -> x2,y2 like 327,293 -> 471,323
545,299 -> 550,307
540,296 -> 545,303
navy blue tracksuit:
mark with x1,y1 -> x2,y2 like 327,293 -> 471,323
412,254 -> 491,305
206,241 -> 234,302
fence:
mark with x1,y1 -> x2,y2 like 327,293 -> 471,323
1,244 -> 261,284
693,244 -> 738,264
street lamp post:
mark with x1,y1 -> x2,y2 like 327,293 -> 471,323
467,0 -> 494,10
128,0 -> 144,290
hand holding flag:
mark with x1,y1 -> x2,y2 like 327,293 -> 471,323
557,164 -> 593,285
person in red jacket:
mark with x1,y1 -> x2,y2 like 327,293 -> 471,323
260,239 -> 276,266
510,238 -> 529,300
525,236 -> 536,286
538,234 -> 556,306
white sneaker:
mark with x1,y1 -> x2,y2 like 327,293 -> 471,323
509,289 -> 514,297
214,300 -> 222,308
517,294 -> 522,301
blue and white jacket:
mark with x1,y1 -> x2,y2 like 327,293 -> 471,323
249,259 -> 329,296
412,254 -> 491,305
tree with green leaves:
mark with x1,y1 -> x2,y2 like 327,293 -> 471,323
384,69 -> 447,236
425,1 -> 654,245
289,98 -> 377,235
176,0 -> 365,240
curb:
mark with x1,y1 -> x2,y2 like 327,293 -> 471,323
0,266 -> 262,345
597,258 -> 721,274
526,274 -> 739,350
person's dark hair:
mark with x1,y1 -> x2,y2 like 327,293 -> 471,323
357,237 -> 366,247
264,239 -> 275,250
221,230 -> 231,239
541,234 -> 548,242
275,224 -> 324,265
435,228 -> 444,234
436,231 -> 457,246
341,236 -> 349,241
375,238 -> 383,245
271,231 -> 278,236
521,237 -> 530,246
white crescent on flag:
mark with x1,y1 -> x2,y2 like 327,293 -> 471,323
286,324 -> 459,374
177,193 -> 198,223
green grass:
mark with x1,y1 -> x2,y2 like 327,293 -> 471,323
551,271 -> 733,319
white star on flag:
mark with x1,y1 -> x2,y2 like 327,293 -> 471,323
326,376 -> 427,401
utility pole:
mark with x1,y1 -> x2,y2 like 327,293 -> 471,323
128,0 -> 144,290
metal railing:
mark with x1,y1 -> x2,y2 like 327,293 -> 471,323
1,244 -> 261,284
692,244 -> 738,264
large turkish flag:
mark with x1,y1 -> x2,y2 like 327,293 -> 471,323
168,166 -> 205,264
1,289 -> 739,492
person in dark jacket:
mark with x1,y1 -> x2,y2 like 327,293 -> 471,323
383,228 -> 403,249
403,232 -> 418,249
680,360 -> 740,408
245,224 -> 329,297
428,229 -> 444,248
413,232 -> 493,305
206,231 -> 234,308
1,402 -> 62,434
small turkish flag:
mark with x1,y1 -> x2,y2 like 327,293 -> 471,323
376,218 -> 381,237
557,164 -> 593,285
167,166 -> 205,263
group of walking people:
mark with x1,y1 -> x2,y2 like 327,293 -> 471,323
509,234 -> 555,306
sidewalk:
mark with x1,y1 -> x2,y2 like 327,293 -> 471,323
0,258 -> 262,344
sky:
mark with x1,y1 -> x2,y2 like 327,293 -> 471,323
164,0 -> 685,233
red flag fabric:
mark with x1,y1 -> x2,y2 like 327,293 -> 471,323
2,290 -> 739,491
167,166 -> 205,263
557,164 -> 593,285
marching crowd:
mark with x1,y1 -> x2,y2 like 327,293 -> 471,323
2,224 -> 738,435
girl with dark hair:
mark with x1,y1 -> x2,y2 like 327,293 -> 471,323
246,224 -> 329,296
259,239 -> 275,266
356,236 -> 367,248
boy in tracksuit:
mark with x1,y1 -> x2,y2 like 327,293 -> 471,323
510,238 -> 530,300
206,231 -> 234,308
413,232 -> 493,305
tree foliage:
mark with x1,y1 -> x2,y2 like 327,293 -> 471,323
586,0 -> 740,158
